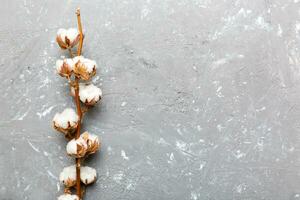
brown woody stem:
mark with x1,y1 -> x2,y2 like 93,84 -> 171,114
74,77 -> 82,199
73,7 -> 84,199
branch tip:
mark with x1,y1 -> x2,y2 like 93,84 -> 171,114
76,8 -> 80,15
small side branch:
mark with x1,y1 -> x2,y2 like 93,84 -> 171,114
68,48 -> 74,58
76,8 -> 84,56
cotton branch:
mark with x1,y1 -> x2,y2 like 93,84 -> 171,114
74,8 -> 84,199
53,7 -> 101,200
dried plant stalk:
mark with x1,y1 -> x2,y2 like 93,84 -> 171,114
54,8 -> 101,200
74,10 -> 83,196
76,8 -> 84,56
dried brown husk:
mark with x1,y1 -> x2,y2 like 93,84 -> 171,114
81,132 -> 100,155
63,177 -> 76,188
53,121 -> 78,139
73,60 -> 96,80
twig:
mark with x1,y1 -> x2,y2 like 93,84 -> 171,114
82,106 -> 90,114
68,48 -> 74,58
74,77 -> 82,199
76,8 -> 84,56
68,44 -> 83,200
73,7 -> 84,199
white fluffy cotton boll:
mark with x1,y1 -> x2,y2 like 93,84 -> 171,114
58,194 -> 79,200
80,83 -> 102,106
56,28 -> 80,49
56,58 -> 74,78
57,28 -> 67,40
73,56 -> 97,80
66,28 -> 79,43
53,108 -> 79,137
71,83 -> 102,106
80,166 -> 97,185
81,131 -> 100,154
73,56 -> 97,72
53,108 -> 78,129
59,165 -> 76,187
66,137 -> 87,158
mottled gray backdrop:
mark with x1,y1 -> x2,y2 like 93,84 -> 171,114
1,0 -> 300,199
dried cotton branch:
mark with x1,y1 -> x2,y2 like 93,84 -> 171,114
53,8 -> 102,199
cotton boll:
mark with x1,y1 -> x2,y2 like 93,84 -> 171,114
80,166 -> 97,185
66,137 -> 87,158
56,28 -> 80,49
72,56 -> 84,64
80,84 -> 102,106
59,165 -> 76,187
71,83 -> 102,106
57,29 -> 67,44
81,132 -> 100,154
73,56 -> 97,72
56,60 -> 63,70
83,59 -> 97,73
56,28 -> 69,49
56,58 -> 74,78
53,108 -> 78,129
53,108 -> 79,138
58,194 -> 79,200
73,56 -> 97,80
66,28 -> 79,43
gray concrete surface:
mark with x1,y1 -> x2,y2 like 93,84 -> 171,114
1,0 -> 300,199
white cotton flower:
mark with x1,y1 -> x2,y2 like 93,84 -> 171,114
59,165 -> 76,187
73,56 -> 97,80
80,166 -> 97,185
58,194 -> 79,200
56,28 -> 80,49
66,137 -> 87,158
56,58 -> 74,78
71,83 -> 102,106
81,131 -> 100,154
53,108 -> 79,137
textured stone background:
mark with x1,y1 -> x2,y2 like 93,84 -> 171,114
1,0 -> 300,199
